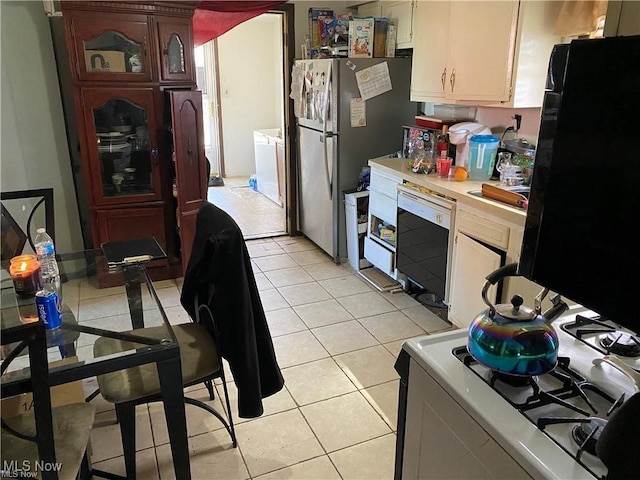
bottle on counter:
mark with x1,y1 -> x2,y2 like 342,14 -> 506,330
34,228 -> 61,301
436,125 -> 450,159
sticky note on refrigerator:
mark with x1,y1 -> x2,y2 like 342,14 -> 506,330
350,98 -> 366,127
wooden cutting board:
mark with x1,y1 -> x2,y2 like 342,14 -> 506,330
481,184 -> 528,209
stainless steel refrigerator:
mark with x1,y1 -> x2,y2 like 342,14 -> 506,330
294,57 -> 416,262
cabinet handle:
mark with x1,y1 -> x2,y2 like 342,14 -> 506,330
151,147 -> 159,165
450,69 -> 456,93
441,68 -> 447,91
187,138 -> 194,166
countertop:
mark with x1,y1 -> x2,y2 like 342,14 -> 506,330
368,156 -> 527,226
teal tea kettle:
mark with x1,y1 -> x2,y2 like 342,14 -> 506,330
467,263 -> 569,376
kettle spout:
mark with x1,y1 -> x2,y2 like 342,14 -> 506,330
543,294 -> 569,323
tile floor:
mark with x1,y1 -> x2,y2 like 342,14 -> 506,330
85,235 -> 455,479
207,176 -> 286,238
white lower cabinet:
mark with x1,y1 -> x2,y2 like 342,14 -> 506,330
448,206 -> 511,328
364,166 -> 403,278
364,236 -> 394,276
402,360 -> 531,479
449,232 -> 504,328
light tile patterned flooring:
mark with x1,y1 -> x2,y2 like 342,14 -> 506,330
207,176 -> 286,238
85,235 -> 455,479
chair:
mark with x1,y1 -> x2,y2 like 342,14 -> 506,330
1,188 -> 55,268
1,319 -> 95,480
92,295 -> 236,479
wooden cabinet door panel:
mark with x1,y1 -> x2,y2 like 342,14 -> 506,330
68,15 -> 153,82
170,90 -> 206,272
410,0 -> 450,102
447,0 -> 518,102
95,206 -> 167,254
80,88 -> 162,206
156,17 -> 194,83
380,1 -> 414,48
449,232 -> 502,328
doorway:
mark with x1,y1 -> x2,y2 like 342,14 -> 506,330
195,5 -> 296,240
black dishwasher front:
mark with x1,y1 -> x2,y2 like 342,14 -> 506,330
396,186 -> 455,318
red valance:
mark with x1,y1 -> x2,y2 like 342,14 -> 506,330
194,1 -> 286,47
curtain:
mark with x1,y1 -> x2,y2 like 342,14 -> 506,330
193,1 -> 286,47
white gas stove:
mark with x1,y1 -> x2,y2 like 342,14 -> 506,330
395,305 -> 640,480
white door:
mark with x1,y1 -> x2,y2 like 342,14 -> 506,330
195,41 -> 222,177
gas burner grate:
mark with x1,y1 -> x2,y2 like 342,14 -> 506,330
600,332 -> 640,357
561,315 -> 640,358
453,345 -> 626,479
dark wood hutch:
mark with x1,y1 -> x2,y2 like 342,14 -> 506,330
59,1 -> 206,282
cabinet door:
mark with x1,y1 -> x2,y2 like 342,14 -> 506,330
95,206 -> 167,257
156,17 -> 194,83
410,0 -> 450,102
446,0 -> 519,102
380,1 -> 414,48
81,88 -> 162,206
68,16 -> 153,82
358,2 -> 382,17
170,91 -> 206,273
449,232 -> 502,328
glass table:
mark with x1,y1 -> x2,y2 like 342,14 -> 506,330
0,250 -> 191,479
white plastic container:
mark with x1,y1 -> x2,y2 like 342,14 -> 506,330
467,135 -> 500,181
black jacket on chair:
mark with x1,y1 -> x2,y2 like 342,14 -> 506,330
180,201 -> 284,418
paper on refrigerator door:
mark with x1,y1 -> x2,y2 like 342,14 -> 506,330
350,98 -> 366,127
290,63 -> 305,118
355,62 -> 392,101
312,61 -> 332,125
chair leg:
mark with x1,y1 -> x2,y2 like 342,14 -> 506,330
219,380 -> 237,448
204,379 -> 215,400
115,402 -> 137,480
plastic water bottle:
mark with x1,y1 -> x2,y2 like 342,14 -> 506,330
34,228 -> 61,299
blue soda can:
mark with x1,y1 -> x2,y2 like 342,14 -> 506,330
35,290 -> 62,329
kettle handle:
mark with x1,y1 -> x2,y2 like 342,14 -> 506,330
481,263 -> 547,317
485,262 -> 519,285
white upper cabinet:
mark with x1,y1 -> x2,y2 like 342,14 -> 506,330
410,0 -> 450,101
380,1 -> 415,48
411,0 -> 563,107
358,2 -> 383,17
358,1 -> 415,49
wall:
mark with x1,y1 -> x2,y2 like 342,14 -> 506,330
217,14 -> 283,177
0,1 -> 83,253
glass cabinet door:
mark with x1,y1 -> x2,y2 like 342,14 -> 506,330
71,18 -> 153,82
82,88 -> 162,205
157,18 -> 194,82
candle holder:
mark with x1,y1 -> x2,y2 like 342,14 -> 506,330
9,255 -> 42,297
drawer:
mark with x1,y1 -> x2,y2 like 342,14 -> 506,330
456,210 -> 510,250
364,236 -> 395,276
370,170 -> 402,197
369,192 -> 397,226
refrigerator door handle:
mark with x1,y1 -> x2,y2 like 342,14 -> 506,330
320,134 -> 333,200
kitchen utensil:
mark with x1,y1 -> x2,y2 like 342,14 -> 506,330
467,135 -> 499,181
592,355 -> 640,392
436,156 -> 452,177
481,183 -> 528,209
467,263 -> 569,376
504,138 -> 536,157
448,122 -> 491,170
495,151 -> 514,183
595,391 -> 640,480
